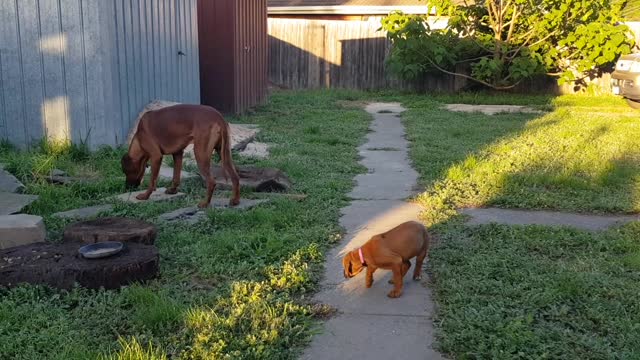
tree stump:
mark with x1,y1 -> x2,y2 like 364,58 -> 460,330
63,217 -> 157,245
0,241 -> 159,290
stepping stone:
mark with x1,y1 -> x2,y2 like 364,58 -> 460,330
63,217 -> 157,244
53,205 -> 114,220
0,164 -> 25,193
158,199 -> 269,223
365,102 -> 406,114
205,166 -> 292,192
145,165 -> 196,180
0,241 -> 159,290
445,104 -> 541,115
0,214 -> 46,250
238,142 -> 270,159
258,193 -> 307,201
459,207 -> 640,231
112,187 -> 186,203
0,193 -> 39,215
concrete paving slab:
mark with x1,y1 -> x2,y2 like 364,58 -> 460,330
365,102 -> 406,114
112,188 -> 186,203
302,314 -> 443,360
0,193 -> 39,215
52,205 -> 114,219
348,172 -> 418,200
0,215 -> 46,249
445,104 -> 541,115
460,207 -> 640,231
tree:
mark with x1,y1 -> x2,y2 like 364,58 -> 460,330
381,0 -> 636,89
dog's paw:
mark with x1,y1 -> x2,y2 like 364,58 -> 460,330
165,188 -> 178,195
413,275 -> 422,281
197,201 -> 209,209
229,198 -> 240,207
135,193 -> 150,201
387,290 -> 402,298
365,280 -> 373,288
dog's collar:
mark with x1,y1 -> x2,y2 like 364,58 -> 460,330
358,248 -> 367,266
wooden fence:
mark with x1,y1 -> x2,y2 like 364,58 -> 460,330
268,17 -> 640,94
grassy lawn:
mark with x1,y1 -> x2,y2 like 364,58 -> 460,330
0,91 -> 370,359
3,89 -> 640,359
403,94 -> 640,358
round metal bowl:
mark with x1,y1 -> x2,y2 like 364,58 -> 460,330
78,241 -> 124,259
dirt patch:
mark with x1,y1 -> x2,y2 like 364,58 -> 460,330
0,241 -> 159,290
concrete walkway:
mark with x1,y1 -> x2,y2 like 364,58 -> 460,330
460,207 -> 640,231
302,103 -> 443,360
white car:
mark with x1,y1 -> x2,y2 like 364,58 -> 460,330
611,53 -> 640,109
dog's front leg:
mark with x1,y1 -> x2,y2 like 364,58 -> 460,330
136,157 -> 162,200
387,262 -> 404,298
166,151 -> 183,194
365,266 -> 376,288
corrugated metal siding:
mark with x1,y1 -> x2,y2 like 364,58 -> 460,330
111,0 -> 200,143
0,0 -> 199,148
236,0 -> 268,114
198,0 -> 268,114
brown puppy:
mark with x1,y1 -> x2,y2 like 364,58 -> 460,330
122,104 -> 240,208
342,221 -> 429,298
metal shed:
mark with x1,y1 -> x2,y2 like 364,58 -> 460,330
0,0 -> 200,148
197,0 -> 268,114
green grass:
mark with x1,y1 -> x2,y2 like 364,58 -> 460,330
0,90 -> 370,359
403,93 -> 640,358
402,94 -> 640,224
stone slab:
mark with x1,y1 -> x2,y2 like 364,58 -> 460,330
238,142 -> 270,159
460,207 -> 640,231
302,314 -> 443,360
0,165 -> 25,193
53,205 -> 114,220
348,172 -> 418,200
445,104 -> 541,115
145,165 -> 196,180
112,188 -> 186,203
365,102 -> 406,114
157,199 -> 269,223
0,193 -> 39,215
0,214 -> 46,250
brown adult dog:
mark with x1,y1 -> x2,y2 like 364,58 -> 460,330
342,221 -> 429,298
121,104 -> 240,208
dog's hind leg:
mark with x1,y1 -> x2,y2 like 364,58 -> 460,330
136,156 -> 162,201
389,260 -> 411,284
413,244 -> 429,281
194,139 -> 216,208
166,151 -> 183,195
387,261 -> 405,298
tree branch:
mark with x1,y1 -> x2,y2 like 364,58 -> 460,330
424,56 -> 522,90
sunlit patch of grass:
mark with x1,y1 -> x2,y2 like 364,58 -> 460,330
404,94 -> 640,225
102,338 -> 167,360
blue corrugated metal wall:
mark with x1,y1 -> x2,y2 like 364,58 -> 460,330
0,0 -> 200,148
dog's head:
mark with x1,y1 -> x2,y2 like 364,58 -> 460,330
121,154 -> 146,189
342,251 -> 365,279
